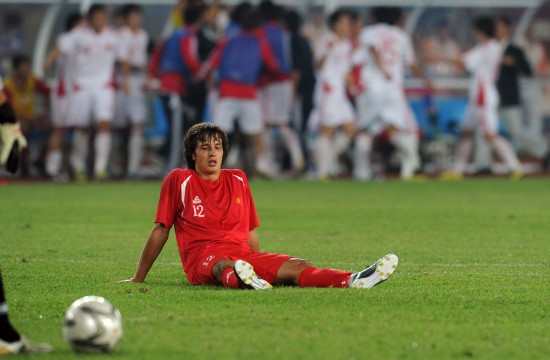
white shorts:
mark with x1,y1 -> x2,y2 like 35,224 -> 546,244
313,83 -> 355,128
462,103 -> 499,135
67,83 -> 115,127
259,80 -> 293,125
213,97 -> 264,135
113,75 -> 147,128
356,83 -> 417,134
50,88 -> 70,128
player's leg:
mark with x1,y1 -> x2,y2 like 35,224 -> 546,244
205,257 -> 271,290
67,88 -> 93,181
93,87 -> 115,180
441,105 -> 476,179
0,270 -> 53,355
45,93 -> 68,178
315,126 -> 334,179
0,270 -> 21,344
240,100 -> 272,177
126,83 -> 147,178
271,254 -> 399,289
483,106 -> 522,177
271,81 -> 304,172
353,90 -> 377,180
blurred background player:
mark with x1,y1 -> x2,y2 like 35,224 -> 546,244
495,15 -> 548,165
258,0 -> 304,175
3,53 -> 50,177
201,6 -> 280,177
148,4 -> 206,170
113,4 -> 149,179
46,4 -> 125,181
284,9 -> 315,172
353,7 -> 429,181
310,9 -> 356,180
44,12 -> 84,181
441,16 -> 523,179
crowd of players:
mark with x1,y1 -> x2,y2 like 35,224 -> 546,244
1,1 -> 548,181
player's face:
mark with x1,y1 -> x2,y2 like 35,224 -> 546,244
193,137 -> 224,179
495,21 -> 508,40
334,15 -> 351,38
90,10 -> 109,31
127,12 -> 143,28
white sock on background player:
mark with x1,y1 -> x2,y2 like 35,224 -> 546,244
454,137 -> 473,175
353,133 -> 373,180
279,126 -> 304,171
315,135 -> 333,179
390,132 -> 419,179
128,132 -> 144,176
70,130 -> 89,175
94,132 -> 112,177
45,149 -> 62,177
491,135 -> 522,172
333,131 -> 352,156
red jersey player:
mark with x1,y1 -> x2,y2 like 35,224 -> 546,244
122,123 -> 399,290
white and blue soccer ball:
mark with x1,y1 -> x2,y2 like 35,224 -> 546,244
63,296 -> 123,353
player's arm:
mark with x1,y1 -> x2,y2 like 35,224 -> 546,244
369,45 -> 393,81
120,223 -> 170,283
248,229 -> 260,252
43,48 -> 61,73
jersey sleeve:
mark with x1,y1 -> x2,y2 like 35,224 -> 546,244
154,170 -> 183,228
403,34 -> 416,66
58,30 -> 77,54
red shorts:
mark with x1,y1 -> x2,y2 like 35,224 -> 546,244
187,249 -> 292,286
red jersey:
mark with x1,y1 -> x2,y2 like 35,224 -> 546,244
155,168 -> 260,274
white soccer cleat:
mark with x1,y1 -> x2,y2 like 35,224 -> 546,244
349,254 -> 399,289
0,336 -> 53,356
234,260 -> 272,290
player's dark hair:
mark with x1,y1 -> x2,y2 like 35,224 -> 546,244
65,12 -> 83,31
230,2 -> 252,26
11,53 -> 30,69
184,123 -> 229,171
496,15 -> 511,28
473,16 -> 495,38
184,4 -> 207,25
284,9 -> 302,34
328,9 -> 349,31
259,0 -> 282,22
372,7 -> 402,25
88,4 -> 108,19
241,7 -> 261,31
122,3 -> 142,19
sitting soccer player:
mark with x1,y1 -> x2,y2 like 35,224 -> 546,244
122,123 -> 398,289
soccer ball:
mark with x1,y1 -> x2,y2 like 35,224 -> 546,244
63,296 -> 123,353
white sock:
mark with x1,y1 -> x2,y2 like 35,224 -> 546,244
454,137 -> 473,175
279,126 -> 304,170
315,135 -> 333,179
128,132 -> 144,175
333,132 -> 352,156
353,133 -> 372,180
70,130 -> 89,173
262,129 -> 275,169
390,132 -> 420,179
491,135 -> 522,172
94,132 -> 112,176
46,149 -> 62,177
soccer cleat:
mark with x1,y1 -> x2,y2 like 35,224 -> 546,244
509,170 -> 524,180
439,171 -> 463,181
349,254 -> 399,289
0,336 -> 53,356
234,260 -> 272,290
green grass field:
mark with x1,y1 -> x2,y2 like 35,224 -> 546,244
1,178 -> 549,359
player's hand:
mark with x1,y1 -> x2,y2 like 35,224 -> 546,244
0,122 -> 27,165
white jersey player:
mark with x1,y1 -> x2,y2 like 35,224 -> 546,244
353,7 -> 428,180
44,13 -> 84,179
53,5 -> 125,181
113,4 -> 149,178
441,16 -> 522,179
310,9 -> 356,179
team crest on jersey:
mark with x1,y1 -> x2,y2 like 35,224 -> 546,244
193,196 -> 202,204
